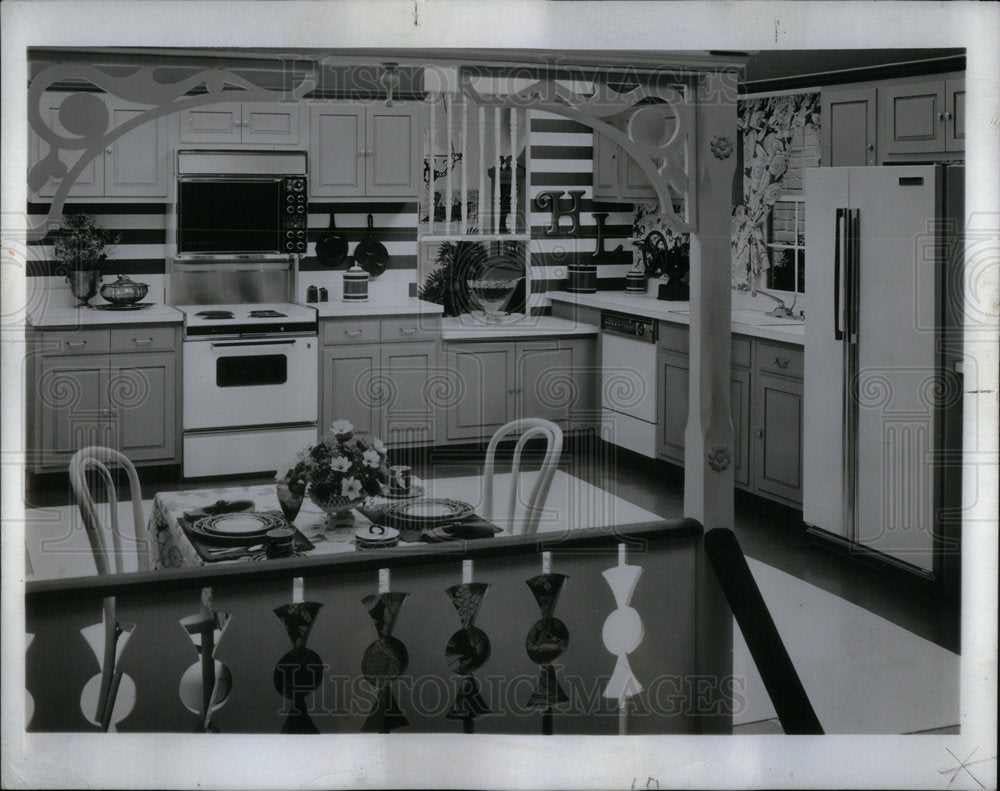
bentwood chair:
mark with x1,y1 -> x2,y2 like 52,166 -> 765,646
482,418 -> 563,535
69,446 -> 151,731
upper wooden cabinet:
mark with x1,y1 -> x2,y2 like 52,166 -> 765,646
178,102 -> 303,146
309,103 -> 421,197
821,87 -> 877,167
593,103 -> 679,201
879,76 -> 965,157
29,92 -> 170,199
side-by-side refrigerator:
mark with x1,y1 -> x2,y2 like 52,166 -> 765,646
803,165 -> 963,580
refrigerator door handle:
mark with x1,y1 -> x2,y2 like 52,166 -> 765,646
848,208 -> 861,341
834,208 -> 845,341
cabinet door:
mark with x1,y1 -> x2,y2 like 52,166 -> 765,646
366,105 -> 420,197
445,343 -> 515,441
178,102 -> 243,144
35,356 -> 109,466
945,78 -> 965,152
821,87 -> 877,167
516,339 -> 596,427
104,103 -> 169,197
242,102 -> 302,145
309,104 -> 365,197
380,341 -> 439,446
883,80 -> 946,155
657,348 -> 689,465
753,371 -> 803,505
107,353 -> 176,461
29,93 -> 104,198
321,344 -> 380,437
592,131 -> 621,199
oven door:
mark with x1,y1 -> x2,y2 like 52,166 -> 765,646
183,337 -> 317,430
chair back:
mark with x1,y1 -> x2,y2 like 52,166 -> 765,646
482,418 -> 563,535
69,446 -> 151,576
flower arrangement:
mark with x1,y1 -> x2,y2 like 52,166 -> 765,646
53,213 -> 120,272
278,420 -> 389,508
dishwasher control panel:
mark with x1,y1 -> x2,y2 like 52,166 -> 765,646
601,311 -> 656,343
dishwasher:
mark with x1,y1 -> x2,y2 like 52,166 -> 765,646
600,311 -> 659,457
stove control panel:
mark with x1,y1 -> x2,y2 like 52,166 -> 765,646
282,176 -> 308,253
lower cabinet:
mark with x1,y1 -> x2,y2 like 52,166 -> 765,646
30,327 -> 180,470
443,337 -> 597,442
656,324 -> 801,506
319,317 -> 441,446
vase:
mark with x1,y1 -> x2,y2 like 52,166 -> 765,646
66,269 -> 101,306
276,481 -> 304,524
309,489 -> 363,529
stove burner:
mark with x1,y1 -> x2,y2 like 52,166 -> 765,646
248,309 -> 288,318
196,310 -> 235,320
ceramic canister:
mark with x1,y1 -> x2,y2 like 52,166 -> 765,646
342,263 -> 369,302
566,263 -> 597,293
625,269 -> 647,293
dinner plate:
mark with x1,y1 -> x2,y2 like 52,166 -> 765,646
382,498 -> 474,527
381,484 -> 426,500
196,512 -> 283,538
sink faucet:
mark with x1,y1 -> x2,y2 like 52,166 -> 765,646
751,288 -> 804,320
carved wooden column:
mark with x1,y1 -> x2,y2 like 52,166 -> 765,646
684,71 -> 738,530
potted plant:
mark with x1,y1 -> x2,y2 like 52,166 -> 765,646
279,420 -> 390,529
418,238 -> 490,317
53,213 -> 120,305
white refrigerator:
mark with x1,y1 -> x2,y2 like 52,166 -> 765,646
803,165 -> 963,575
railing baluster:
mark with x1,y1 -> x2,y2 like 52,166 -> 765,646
428,93 -> 436,234
509,106 -> 517,233
445,93 -> 453,229
494,106 -> 501,234
461,96 -> 468,235
478,105 -> 486,233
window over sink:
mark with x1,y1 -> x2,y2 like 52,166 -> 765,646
765,196 -> 805,293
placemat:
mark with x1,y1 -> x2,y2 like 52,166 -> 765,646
178,513 -> 315,563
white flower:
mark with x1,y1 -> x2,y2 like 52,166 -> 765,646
362,449 -> 381,468
341,476 -> 362,500
372,438 -> 386,454
330,419 -> 354,437
330,455 -> 350,473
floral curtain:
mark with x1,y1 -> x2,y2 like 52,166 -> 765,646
731,92 -> 820,288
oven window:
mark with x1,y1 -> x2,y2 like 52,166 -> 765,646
216,354 -> 288,387
178,179 -> 283,254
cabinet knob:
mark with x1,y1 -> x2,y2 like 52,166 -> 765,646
938,112 -> 946,121
756,429 -> 764,439
944,111 -> 953,121
105,146 -> 113,154
358,148 -> 366,157
774,356 -> 790,369
508,386 -> 517,393
867,143 -> 874,151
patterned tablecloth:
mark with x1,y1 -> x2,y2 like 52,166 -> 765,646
149,483 -> 390,570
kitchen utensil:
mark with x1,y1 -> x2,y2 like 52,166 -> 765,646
99,274 -> 149,306
353,214 -> 389,279
315,213 -> 349,268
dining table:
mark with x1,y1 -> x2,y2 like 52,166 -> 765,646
148,469 -> 666,570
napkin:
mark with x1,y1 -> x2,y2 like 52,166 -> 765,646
419,517 -> 502,543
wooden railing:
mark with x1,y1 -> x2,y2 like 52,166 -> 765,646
25,519 -> 734,735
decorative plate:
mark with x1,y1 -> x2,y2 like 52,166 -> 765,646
197,512 -> 284,537
382,498 -> 475,527
381,484 -> 426,500
91,302 -> 154,311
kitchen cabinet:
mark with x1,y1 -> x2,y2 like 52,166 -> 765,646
30,326 -> 180,470
592,104 -> 678,200
178,101 -> 303,146
29,93 -> 170,199
752,342 -> 803,506
309,103 -> 421,197
821,87 -> 877,167
881,77 -> 965,156
319,316 -> 441,446
443,338 -> 597,442
656,326 -> 751,488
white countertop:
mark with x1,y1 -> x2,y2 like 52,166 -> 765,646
27,303 -> 184,328
548,291 -> 805,346
313,297 -> 444,318
442,314 -> 600,341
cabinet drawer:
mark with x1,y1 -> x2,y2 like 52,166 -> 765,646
731,336 -> 752,368
380,317 -> 440,343
757,342 -> 803,378
38,329 -> 110,356
656,322 -> 688,353
110,326 -> 176,353
322,319 -> 381,345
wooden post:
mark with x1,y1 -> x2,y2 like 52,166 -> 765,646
684,71 -> 737,532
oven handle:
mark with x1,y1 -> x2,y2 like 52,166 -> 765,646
209,339 -> 298,348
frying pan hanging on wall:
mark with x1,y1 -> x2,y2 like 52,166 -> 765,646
315,214 -> 349,268
353,214 -> 389,279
